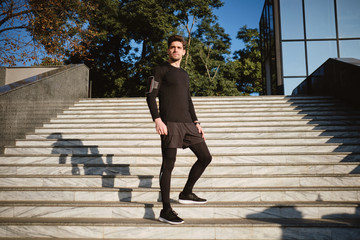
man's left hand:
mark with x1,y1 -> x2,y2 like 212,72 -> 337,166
196,124 -> 206,140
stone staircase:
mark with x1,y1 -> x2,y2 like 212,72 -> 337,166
0,96 -> 360,239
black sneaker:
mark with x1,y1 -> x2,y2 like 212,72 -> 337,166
158,209 -> 184,225
179,192 -> 207,204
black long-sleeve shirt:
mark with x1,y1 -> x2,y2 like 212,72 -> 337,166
146,62 -> 198,123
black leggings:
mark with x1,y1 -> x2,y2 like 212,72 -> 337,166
160,141 -> 212,210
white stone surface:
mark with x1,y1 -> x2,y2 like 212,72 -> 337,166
1,96 -> 360,239
16,137 -> 360,148
1,225 -> 359,239
1,204 -> 356,219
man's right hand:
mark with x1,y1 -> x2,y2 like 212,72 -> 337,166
154,118 -> 168,135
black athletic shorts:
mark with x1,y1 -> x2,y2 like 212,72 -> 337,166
161,122 -> 204,149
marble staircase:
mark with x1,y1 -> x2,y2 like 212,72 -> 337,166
1,96 -> 360,239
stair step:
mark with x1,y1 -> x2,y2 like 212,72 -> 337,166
0,217 -> 359,240
75,98 -> 338,105
67,103 -> 347,110
79,95 -> 335,100
1,201 -> 359,219
61,106 -> 359,115
1,163 -> 359,175
71,103 -> 346,110
2,95 -> 360,239
24,131 -> 360,140
32,125 -> 360,134
40,120 -> 360,128
55,111 -> 360,119
1,152 -> 359,164
76,96 -> 336,103
5,144 -> 360,155
14,138 -> 360,147
1,174 -> 360,188
49,115 -> 360,123
1,187 -> 360,202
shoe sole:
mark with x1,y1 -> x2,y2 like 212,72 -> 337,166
159,217 -> 184,225
178,199 -> 207,204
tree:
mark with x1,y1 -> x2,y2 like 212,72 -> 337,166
231,25 -> 263,95
36,57 -> 63,66
1,0 -> 34,65
68,0 -> 178,97
70,0 -> 229,98
2,0 -> 261,97
185,16 -> 238,96
0,0 -> 98,66
171,0 -> 223,68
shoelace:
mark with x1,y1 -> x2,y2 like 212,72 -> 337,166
170,209 -> 179,216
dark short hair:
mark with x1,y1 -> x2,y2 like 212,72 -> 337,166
167,35 -> 186,49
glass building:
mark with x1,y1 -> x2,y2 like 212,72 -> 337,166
260,0 -> 360,95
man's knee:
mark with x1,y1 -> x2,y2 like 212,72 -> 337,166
200,153 -> 212,167
162,148 -> 177,170
164,160 -> 176,172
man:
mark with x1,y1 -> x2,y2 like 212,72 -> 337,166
146,35 -> 212,225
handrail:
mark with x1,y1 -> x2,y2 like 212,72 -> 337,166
292,58 -> 360,106
0,65 -> 70,95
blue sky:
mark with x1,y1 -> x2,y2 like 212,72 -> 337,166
214,0 -> 265,54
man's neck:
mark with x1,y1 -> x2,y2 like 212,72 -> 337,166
168,59 -> 181,68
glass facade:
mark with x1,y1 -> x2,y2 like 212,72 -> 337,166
304,0 -> 336,39
260,0 -> 360,95
281,42 -> 306,76
337,0 -> 360,38
284,77 -> 306,95
280,0 -> 304,40
260,0 -> 278,95
340,40 -> 360,59
307,41 -> 338,73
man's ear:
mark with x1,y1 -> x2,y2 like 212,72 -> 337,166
182,50 -> 186,56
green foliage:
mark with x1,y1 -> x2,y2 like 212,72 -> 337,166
36,57 -> 64,66
231,25 -> 263,95
3,0 -> 263,96
66,1 -> 262,97
184,15 -> 240,96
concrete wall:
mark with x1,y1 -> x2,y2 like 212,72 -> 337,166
0,68 -> 5,86
0,64 -> 89,153
1,67 -> 60,86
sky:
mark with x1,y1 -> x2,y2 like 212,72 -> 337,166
214,0 -> 265,54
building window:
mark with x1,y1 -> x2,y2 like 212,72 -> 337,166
304,0 -> 336,39
337,0 -> 360,38
280,0 -> 304,40
284,77 -> 306,95
282,41 -> 307,76
340,40 -> 360,59
307,41 -> 337,73
260,0 -> 360,96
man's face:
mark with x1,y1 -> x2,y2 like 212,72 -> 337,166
167,41 -> 186,62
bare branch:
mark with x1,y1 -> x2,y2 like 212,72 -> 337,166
184,15 -> 196,68
211,65 -> 220,81
1,0 -> 100,66
0,9 -> 32,28
206,44 -> 211,65
199,52 -> 211,80
200,44 -> 220,83
0,25 -> 28,34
